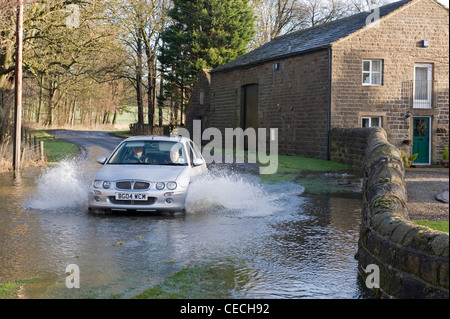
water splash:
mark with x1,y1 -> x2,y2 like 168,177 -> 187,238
25,158 -> 91,211
185,166 -> 304,217
24,159 -> 304,216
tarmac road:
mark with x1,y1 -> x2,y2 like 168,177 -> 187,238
47,129 -> 124,154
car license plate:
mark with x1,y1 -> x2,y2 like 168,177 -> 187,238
115,192 -> 148,201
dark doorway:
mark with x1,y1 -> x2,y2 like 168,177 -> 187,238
241,84 -> 259,130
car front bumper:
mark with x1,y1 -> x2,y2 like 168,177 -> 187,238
88,187 -> 188,212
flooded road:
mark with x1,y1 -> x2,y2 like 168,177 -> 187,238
0,130 -> 374,299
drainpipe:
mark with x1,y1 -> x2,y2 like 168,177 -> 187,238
327,46 -> 332,161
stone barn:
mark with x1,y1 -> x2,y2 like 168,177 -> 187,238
186,0 -> 449,165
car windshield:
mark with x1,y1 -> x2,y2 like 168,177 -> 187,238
108,140 -> 188,165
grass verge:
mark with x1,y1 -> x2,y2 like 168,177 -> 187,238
277,154 -> 352,172
0,277 -> 39,299
32,130 -> 80,163
261,154 -> 353,184
412,220 -> 449,233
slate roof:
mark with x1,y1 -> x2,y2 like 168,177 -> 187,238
212,0 -> 413,73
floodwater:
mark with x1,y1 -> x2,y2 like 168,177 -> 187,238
0,144 -> 374,299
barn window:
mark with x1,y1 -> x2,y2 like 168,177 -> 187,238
362,116 -> 381,127
362,59 -> 383,86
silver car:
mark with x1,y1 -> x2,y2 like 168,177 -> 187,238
88,135 -> 207,213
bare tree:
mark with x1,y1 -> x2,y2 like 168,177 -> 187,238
300,0 -> 351,27
106,0 -> 170,131
350,0 -> 392,12
250,0 -> 355,50
251,0 -> 307,49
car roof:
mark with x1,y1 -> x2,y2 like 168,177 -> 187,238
124,135 -> 191,143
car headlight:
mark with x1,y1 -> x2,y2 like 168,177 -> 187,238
166,182 -> 177,190
156,182 -> 165,190
103,181 -> 111,189
93,180 -> 103,188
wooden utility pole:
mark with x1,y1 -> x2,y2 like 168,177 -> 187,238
13,2 -> 24,171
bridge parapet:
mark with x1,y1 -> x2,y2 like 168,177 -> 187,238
331,127 -> 449,299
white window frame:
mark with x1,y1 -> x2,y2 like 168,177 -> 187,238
362,59 -> 383,86
362,116 -> 382,128
413,63 -> 433,109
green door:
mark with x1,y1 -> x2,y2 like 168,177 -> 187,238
412,117 -> 430,164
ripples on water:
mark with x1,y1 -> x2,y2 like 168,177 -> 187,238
0,154 -> 372,299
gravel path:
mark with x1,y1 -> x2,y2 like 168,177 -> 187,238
405,167 -> 449,221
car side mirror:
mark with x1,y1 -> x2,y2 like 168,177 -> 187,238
192,158 -> 204,166
97,156 -> 107,165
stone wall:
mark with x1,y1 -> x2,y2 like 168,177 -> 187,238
356,127 -> 449,299
330,127 -> 373,169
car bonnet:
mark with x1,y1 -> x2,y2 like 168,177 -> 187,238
94,164 -> 186,182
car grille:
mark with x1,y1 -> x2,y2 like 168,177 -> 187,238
108,197 -> 157,205
116,181 -> 131,189
116,181 -> 150,190
134,182 -> 150,189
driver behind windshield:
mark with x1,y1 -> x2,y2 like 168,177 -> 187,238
129,146 -> 149,163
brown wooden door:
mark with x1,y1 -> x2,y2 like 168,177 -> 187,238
241,84 -> 259,130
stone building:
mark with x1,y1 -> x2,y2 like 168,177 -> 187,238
186,0 -> 449,165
